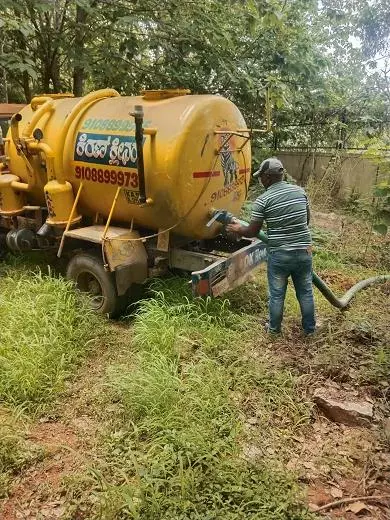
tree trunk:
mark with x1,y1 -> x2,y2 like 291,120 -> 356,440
72,4 -> 88,97
51,53 -> 62,93
22,71 -> 32,103
42,63 -> 51,93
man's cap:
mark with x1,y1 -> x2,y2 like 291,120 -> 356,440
253,157 -> 284,178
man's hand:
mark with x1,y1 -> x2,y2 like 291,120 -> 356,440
226,219 -> 263,238
226,220 -> 242,234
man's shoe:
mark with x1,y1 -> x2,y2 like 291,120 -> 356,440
264,321 -> 281,335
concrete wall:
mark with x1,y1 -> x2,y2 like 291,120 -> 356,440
276,150 -> 385,199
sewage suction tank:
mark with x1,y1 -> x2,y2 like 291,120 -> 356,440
5,89 -> 251,239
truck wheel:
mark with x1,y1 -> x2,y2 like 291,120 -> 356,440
0,232 -> 8,260
66,253 -> 125,317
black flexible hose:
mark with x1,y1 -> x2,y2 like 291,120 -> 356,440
311,272 -> 390,309
251,226 -> 390,309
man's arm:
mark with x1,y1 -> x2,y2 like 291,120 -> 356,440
226,219 -> 263,238
226,195 -> 265,237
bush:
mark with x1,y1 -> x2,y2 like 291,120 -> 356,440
0,267 -> 100,413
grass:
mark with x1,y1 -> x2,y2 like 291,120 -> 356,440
0,206 -> 389,518
0,263 -> 101,414
62,279 -> 314,520
0,410 -> 43,497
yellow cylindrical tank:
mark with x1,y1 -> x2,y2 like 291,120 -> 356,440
44,180 -> 81,226
5,90 -> 251,239
0,174 -> 25,215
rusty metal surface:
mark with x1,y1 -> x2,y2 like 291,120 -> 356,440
103,231 -> 147,272
104,230 -> 148,296
156,228 -> 170,252
169,247 -> 222,272
192,239 -> 267,297
0,103 -> 25,120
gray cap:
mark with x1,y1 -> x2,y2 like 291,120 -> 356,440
253,157 -> 284,178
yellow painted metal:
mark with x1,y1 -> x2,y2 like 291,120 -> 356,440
5,89 -> 251,240
9,114 -> 37,191
28,142 -> 56,181
30,96 -> 51,111
56,88 -> 120,183
0,174 -> 25,215
103,229 -> 147,272
22,99 -> 54,138
31,93 -> 74,111
102,186 -> 121,239
141,89 -> 191,100
44,179 -> 81,226
57,181 -> 84,258
10,180 -> 30,192
10,114 -> 21,147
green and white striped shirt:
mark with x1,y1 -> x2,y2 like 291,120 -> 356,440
251,181 -> 311,251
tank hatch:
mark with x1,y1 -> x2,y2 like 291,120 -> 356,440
141,89 -> 191,100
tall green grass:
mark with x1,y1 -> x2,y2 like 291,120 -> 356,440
79,279 -> 314,520
0,266 -> 100,413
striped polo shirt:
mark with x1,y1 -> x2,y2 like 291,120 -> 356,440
251,181 -> 311,251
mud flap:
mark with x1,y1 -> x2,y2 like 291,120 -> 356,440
103,231 -> 148,296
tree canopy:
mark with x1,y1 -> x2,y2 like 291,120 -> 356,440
1,0 -> 389,147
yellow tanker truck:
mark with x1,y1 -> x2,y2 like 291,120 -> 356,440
0,88 -> 267,315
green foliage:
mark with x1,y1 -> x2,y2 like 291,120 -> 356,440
1,0 -> 388,168
373,180 -> 390,235
0,266 -> 101,413
343,178 -> 390,237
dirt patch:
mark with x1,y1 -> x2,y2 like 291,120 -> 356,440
0,421 -> 88,520
295,419 -> 390,519
316,270 -> 358,292
0,330 -> 121,520
308,481 -> 390,519
312,211 -> 344,233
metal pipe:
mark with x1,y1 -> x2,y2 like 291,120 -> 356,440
57,181 -> 84,258
28,142 -> 55,181
9,114 -> 33,190
30,96 -> 51,112
10,110 -> 54,191
10,113 -> 22,147
22,99 -> 54,138
102,186 -> 121,239
143,127 -> 157,136
31,93 -> 74,111
11,180 -> 30,191
132,104 -> 147,204
55,88 -> 120,183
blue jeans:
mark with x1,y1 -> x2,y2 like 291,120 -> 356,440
267,249 -> 316,334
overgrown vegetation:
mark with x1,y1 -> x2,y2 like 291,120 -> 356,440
61,281 -> 313,519
0,211 -> 389,518
0,264 -> 100,414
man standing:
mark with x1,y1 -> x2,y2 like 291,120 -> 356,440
226,157 -> 316,335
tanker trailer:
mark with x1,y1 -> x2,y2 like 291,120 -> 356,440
0,89 -> 267,315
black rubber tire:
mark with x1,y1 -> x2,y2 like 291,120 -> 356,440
66,253 -> 124,317
0,233 -> 8,261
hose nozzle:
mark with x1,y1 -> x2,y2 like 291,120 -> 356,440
206,209 -> 235,228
